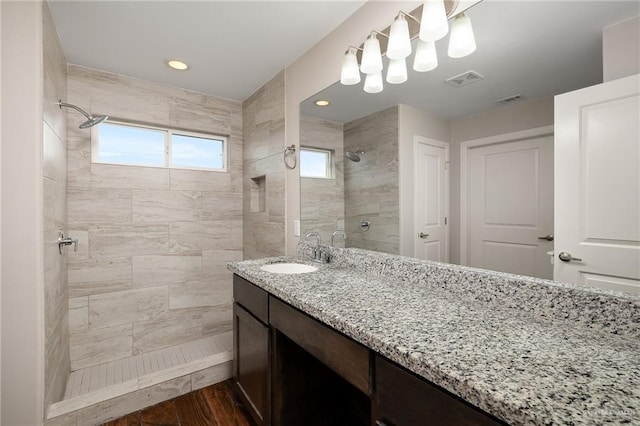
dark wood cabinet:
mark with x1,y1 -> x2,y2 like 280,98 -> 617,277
374,356 -> 505,426
233,275 -> 270,425
232,274 -> 505,426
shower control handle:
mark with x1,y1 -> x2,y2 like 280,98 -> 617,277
58,232 -> 78,255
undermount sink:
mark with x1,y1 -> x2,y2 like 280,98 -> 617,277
260,263 -> 318,274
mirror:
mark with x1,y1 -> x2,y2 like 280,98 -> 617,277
299,1 -> 639,278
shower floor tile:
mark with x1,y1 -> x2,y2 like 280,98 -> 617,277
47,332 -> 232,422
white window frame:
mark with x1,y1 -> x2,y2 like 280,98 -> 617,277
300,147 -> 333,179
91,120 -> 228,172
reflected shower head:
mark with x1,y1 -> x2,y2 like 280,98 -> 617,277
57,100 -> 109,129
346,149 -> 365,162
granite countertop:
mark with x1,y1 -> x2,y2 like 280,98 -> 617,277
228,252 -> 640,426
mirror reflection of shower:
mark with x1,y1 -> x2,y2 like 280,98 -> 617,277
57,99 -> 109,129
346,149 -> 365,162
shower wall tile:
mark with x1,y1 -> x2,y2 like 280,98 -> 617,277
242,71 -> 286,259
132,254 -> 201,287
91,164 -> 170,190
44,1 -> 70,410
169,169 -> 233,192
88,286 -> 169,329
70,324 -> 133,370
169,220 -> 239,253
202,249 -> 243,280
132,311 -> 202,354
68,297 -> 89,334
89,224 -> 169,258
67,189 -> 132,224
343,106 -> 400,255
68,257 -> 132,297
201,192 -> 242,220
44,122 -> 67,183
67,150 -> 91,189
202,304 -> 233,335
67,229 -> 89,260
132,190 -> 202,222
67,65 -> 242,369
169,95 -> 232,135
169,279 -> 231,310
44,176 -> 66,232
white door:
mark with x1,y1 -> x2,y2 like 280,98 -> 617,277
466,136 -> 554,279
414,138 -> 449,262
554,74 -> 640,295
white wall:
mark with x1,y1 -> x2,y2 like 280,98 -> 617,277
284,1 -> 421,255
603,16 -> 640,82
1,1 -> 46,424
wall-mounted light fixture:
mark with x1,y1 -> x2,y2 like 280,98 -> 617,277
340,0 -> 479,93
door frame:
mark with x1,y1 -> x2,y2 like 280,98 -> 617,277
459,125 -> 554,265
413,136 -> 450,262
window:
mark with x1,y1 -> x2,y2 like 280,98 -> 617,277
300,148 -> 332,178
93,121 -> 226,171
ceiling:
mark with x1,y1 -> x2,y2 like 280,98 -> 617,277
48,0 -> 366,101
300,1 -> 640,122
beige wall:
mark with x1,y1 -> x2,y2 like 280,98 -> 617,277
299,115 -> 345,246
66,65 -> 242,370
344,106 -> 399,254
603,16 -> 640,82
242,71 -> 286,259
398,104 -> 450,256
1,1 -> 46,424
43,1 -> 70,409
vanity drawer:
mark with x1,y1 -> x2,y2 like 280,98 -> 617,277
269,296 -> 371,395
374,356 -> 505,426
233,274 -> 269,324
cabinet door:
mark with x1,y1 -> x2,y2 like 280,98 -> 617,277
233,302 -> 270,425
374,356 -> 504,426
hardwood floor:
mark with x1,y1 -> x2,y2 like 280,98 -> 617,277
102,380 -> 254,426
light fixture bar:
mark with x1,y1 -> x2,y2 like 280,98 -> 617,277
353,0 -> 464,63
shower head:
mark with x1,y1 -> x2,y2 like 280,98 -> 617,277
79,115 -> 108,129
57,100 -> 109,129
346,149 -> 365,162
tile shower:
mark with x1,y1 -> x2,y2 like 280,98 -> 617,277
300,106 -> 400,254
43,5 -> 258,419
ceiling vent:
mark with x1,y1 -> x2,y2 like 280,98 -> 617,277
445,70 -> 484,87
495,94 -> 522,105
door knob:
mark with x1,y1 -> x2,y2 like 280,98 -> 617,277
558,252 -> 582,262
538,234 -> 554,241
418,232 -> 429,239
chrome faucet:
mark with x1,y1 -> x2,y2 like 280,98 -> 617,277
304,232 -> 329,263
331,230 -> 347,247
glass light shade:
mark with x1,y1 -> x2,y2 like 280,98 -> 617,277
363,72 -> 383,93
386,58 -> 408,84
360,34 -> 383,74
413,40 -> 438,72
387,14 -> 412,59
340,49 -> 361,85
419,0 -> 449,42
448,13 -> 476,58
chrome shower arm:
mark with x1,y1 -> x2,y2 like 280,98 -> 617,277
57,100 -> 92,119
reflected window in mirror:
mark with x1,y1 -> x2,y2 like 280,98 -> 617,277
300,147 -> 333,179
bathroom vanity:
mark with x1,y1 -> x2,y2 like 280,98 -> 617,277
228,247 -> 639,426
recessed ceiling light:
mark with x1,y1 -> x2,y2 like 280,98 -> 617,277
166,60 -> 189,71
315,99 -> 330,107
